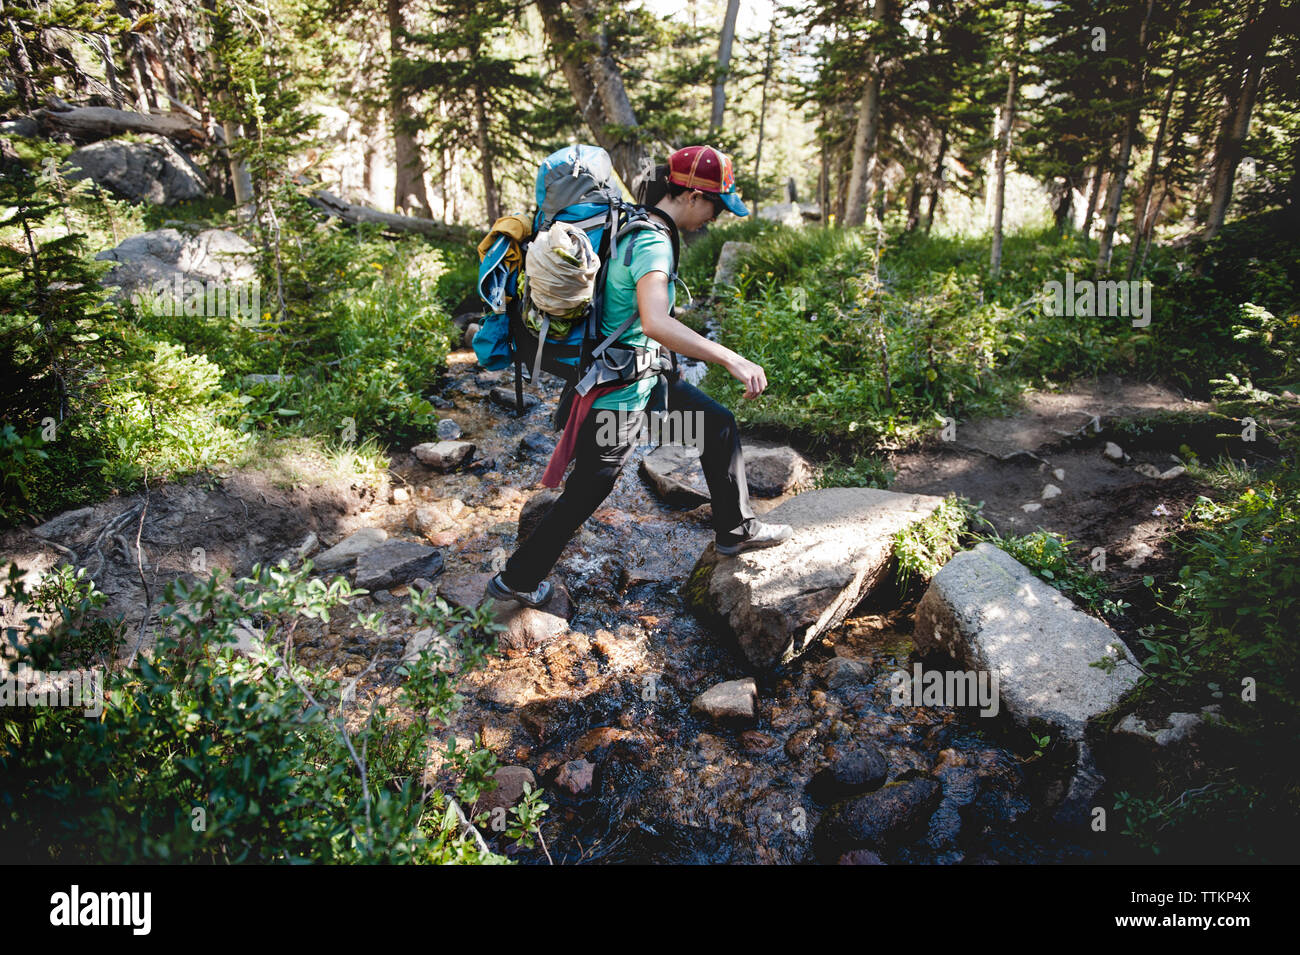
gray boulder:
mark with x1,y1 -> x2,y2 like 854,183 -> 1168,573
683,488 -> 944,669
96,228 -> 257,305
815,776 -> 943,858
353,540 -> 443,591
913,542 -> 1139,741
712,241 -> 755,288
66,134 -> 207,205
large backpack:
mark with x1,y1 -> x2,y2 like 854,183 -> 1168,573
473,144 -> 679,427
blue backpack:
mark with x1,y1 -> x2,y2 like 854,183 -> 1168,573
473,144 -> 678,426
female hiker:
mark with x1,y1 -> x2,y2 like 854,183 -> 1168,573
487,144 -> 793,608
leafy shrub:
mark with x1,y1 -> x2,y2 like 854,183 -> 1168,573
0,561 -> 546,864
890,496 -> 972,590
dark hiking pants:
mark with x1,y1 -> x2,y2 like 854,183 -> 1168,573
501,375 -> 759,593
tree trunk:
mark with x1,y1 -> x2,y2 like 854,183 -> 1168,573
31,103 -> 206,142
1097,0 -> 1154,272
1127,42 -> 1182,278
752,19 -> 778,210
388,0 -> 432,217
1081,153 -> 1107,237
843,0 -> 889,228
474,83 -> 499,225
309,188 -> 469,240
537,0 -> 647,190
709,0 -> 741,133
923,125 -> 948,235
989,6 -> 1026,278
1203,0 -> 1270,241
3,1 -> 39,111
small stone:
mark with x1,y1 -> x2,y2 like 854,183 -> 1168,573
437,418 -> 463,440
553,759 -> 595,796
295,532 -> 319,561
391,487 -> 410,504
1052,468 -> 1065,481
822,656 -> 873,689
518,431 -> 555,459
1159,465 -> 1186,480
489,386 -> 539,411
413,440 -> 475,471
808,744 -> 889,803
1041,484 -> 1061,499
690,678 -> 757,725
1021,502 -> 1042,512
1104,442 -> 1124,460
739,730 -> 777,754
1135,463 -> 1162,479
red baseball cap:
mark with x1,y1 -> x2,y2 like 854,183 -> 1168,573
667,145 -> 748,217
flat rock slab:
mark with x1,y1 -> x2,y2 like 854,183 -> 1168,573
913,542 -> 1139,740
641,440 -> 814,505
314,527 -> 388,572
683,488 -> 945,669
354,540 -> 443,591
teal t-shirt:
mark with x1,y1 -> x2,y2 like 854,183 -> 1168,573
590,227 -> 676,412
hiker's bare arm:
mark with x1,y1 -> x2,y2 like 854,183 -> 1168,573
637,271 -> 769,399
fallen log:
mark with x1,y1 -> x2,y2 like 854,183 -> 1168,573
307,188 -> 473,243
32,104 -> 206,144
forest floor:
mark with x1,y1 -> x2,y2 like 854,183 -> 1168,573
0,348 -> 1244,863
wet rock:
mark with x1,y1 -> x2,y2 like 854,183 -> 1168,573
553,759 -> 595,796
413,440 -> 475,471
808,744 -> 889,803
915,543 -> 1138,740
713,241 -> 755,287
354,540 -> 444,591
784,727 -> 817,760
67,135 -> 207,205
815,776 -> 943,858
313,527 -> 388,572
518,489 -> 561,543
1051,739 -> 1106,827
640,445 -> 710,505
437,418 -> 463,440
690,677 -> 758,726
684,488 -> 945,669
837,849 -> 886,865
472,766 -> 536,819
739,730 -> 778,754
517,431 -> 555,460
489,386 -> 539,411
822,655 -> 874,689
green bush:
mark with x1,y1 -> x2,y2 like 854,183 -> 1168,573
0,561 -> 546,864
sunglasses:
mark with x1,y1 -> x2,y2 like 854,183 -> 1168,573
696,191 -> 726,220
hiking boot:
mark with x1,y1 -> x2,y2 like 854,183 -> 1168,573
486,572 -> 553,609
715,520 -> 794,556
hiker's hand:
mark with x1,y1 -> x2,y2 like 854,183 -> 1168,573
726,355 -> 768,399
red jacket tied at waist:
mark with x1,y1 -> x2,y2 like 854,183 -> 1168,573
540,382 -> 626,488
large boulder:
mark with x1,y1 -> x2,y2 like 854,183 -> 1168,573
95,228 -> 257,306
814,776 -> 943,859
913,542 -> 1139,741
712,240 -> 754,288
683,488 -> 944,669
313,527 -> 388,572
66,134 -> 207,205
